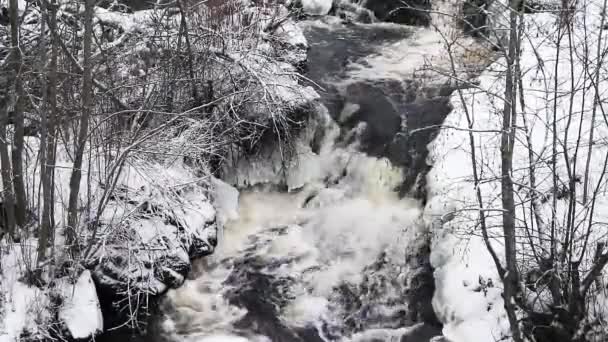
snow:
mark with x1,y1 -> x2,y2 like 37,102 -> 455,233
430,230 -> 509,342
92,160 -> 219,295
0,243 -> 48,342
0,282 -> 41,342
301,0 -> 333,16
95,8 -> 155,33
0,244 -> 102,341
425,3 -> 608,341
274,19 -> 308,48
59,271 -> 104,339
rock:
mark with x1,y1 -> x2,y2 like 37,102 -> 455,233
332,2 -> 376,23
90,203 -> 218,296
271,18 -> 310,68
87,183 -> 218,334
361,0 -> 431,26
58,271 -> 104,341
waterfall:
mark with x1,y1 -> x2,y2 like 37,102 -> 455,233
157,5 -> 471,342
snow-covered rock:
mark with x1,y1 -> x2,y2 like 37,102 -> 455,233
59,271 -> 104,340
90,162 -> 218,297
274,19 -> 308,48
0,248 -> 104,341
271,18 -> 309,67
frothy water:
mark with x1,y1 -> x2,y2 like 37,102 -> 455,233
158,7 -> 460,342
162,138 -> 430,341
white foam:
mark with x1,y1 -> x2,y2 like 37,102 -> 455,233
301,0 -> 333,15
165,142 -> 424,338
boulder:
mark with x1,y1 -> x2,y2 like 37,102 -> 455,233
58,271 -> 104,341
86,181 -> 218,334
362,0 -> 431,26
90,195 -> 218,297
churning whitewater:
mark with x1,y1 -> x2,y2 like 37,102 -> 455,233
158,9 -> 461,342
162,106 -> 432,342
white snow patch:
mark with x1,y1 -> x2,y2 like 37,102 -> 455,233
59,271 -> 104,339
0,243 -> 51,342
274,19 -> 308,47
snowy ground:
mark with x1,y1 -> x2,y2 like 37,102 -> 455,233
425,2 -> 608,341
0,245 -> 103,341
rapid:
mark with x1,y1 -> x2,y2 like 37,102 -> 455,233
158,3 -> 466,342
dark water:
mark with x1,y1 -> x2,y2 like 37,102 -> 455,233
302,21 -> 454,198
198,20 -> 451,342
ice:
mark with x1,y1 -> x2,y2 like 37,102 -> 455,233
211,177 -> 240,226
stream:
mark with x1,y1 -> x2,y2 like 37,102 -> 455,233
155,8 -> 456,342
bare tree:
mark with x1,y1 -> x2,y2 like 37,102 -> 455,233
66,0 -> 94,256
500,2 -> 524,341
8,0 -> 27,228
428,0 -> 608,340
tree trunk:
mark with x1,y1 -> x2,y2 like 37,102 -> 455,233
0,97 -> 16,239
501,3 -> 523,342
9,0 -> 27,228
37,0 -> 58,266
48,0 -> 59,250
66,0 -> 94,256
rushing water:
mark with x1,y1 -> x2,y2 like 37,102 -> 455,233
158,12 -> 455,342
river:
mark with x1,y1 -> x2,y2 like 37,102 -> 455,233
155,6 -> 456,342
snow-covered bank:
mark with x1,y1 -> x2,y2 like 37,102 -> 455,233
0,0 -> 321,340
0,247 -> 103,341
425,2 -> 608,341
0,159 -> 220,341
